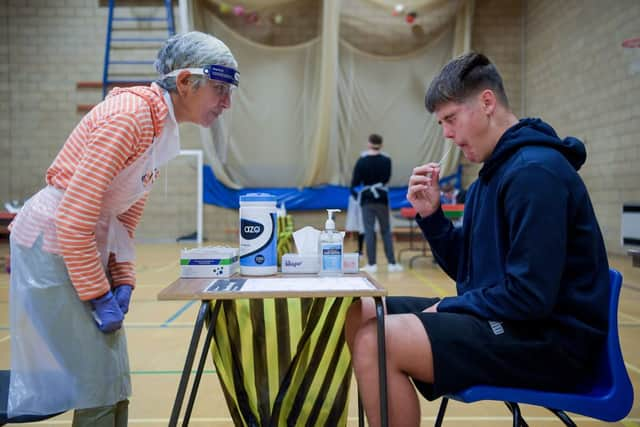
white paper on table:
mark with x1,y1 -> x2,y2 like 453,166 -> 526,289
241,276 -> 375,292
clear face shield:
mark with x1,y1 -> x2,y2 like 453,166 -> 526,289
163,65 -> 239,163
163,64 -> 240,98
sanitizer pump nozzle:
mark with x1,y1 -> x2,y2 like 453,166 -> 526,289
325,209 -> 340,231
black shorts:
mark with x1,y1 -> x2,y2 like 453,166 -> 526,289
385,296 -> 594,400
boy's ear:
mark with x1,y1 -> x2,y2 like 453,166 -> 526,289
479,89 -> 497,115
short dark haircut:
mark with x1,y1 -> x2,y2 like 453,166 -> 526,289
368,134 -> 383,146
424,52 -> 509,113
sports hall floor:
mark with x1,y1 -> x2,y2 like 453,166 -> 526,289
1,238 -> 639,426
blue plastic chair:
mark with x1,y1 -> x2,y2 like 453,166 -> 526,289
434,268 -> 634,427
0,371 -> 65,425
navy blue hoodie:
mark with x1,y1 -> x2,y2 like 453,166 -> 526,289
417,118 -> 609,354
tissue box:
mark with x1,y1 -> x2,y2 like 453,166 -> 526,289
281,252 -> 360,274
281,254 -> 320,274
342,252 -> 360,273
180,247 -> 239,278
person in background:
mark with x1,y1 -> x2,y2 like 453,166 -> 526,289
8,31 -> 238,426
345,147 -> 389,256
350,134 -> 403,273
345,192 -> 366,256
439,182 -> 459,204
345,52 -> 609,426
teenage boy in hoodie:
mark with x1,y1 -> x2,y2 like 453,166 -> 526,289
345,52 -> 609,426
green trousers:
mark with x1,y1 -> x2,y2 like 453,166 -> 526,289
72,400 -> 128,427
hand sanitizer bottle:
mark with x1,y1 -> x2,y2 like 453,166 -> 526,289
319,209 -> 343,276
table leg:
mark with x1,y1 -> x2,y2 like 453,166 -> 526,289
374,296 -> 388,427
397,216 -> 417,263
358,392 -> 364,427
182,301 -> 222,426
169,301 -> 209,427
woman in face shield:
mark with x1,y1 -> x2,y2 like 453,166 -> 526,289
7,31 -> 238,426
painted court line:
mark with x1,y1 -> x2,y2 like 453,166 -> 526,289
625,361 -> 640,376
418,417 -> 640,423
135,260 -> 178,274
620,321 -> 640,327
0,335 -> 10,343
162,300 -> 196,327
623,282 -> 640,293
408,269 -> 448,297
0,322 -> 194,330
126,322 -> 193,329
620,311 -> 640,324
35,416 -> 640,424
131,369 -> 216,375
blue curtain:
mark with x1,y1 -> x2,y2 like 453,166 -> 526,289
203,165 -> 462,211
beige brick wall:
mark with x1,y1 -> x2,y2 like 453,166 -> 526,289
4,0 -> 107,200
524,0 -> 640,254
0,2 -> 9,202
460,0 -> 524,186
1,0 -> 200,242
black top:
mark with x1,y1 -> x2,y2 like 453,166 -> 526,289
350,153 -> 391,205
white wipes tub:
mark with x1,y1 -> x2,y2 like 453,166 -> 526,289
239,193 -> 278,275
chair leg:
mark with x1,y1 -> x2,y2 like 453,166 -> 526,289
504,402 -> 528,427
546,408 -> 577,427
434,397 -> 449,427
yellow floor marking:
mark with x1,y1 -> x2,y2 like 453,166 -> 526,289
136,284 -> 178,288
125,322 -> 193,327
625,361 -> 640,376
420,417 -> 640,422
620,311 -> 640,323
408,268 -> 448,297
137,260 -> 179,273
1,322 -> 195,329
35,416 -> 640,424
0,335 -> 10,343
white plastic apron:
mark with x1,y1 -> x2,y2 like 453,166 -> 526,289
345,195 -> 364,233
345,183 -> 387,233
8,91 -> 180,416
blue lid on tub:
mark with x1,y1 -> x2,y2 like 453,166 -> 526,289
240,193 -> 277,202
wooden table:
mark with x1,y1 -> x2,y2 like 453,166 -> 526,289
158,273 -> 389,427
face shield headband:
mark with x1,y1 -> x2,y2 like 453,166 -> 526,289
163,64 -> 239,87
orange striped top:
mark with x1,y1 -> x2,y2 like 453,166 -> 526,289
18,84 -> 169,300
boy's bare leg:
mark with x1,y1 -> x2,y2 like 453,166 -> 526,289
345,299 -> 434,427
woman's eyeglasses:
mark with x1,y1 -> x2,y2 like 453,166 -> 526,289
211,82 -> 234,98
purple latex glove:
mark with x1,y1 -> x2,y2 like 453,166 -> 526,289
113,284 -> 133,314
90,290 -> 124,333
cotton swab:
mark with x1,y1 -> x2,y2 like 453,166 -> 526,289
425,143 -> 455,184
437,143 -> 454,166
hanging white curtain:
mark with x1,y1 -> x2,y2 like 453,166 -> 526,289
337,28 -> 454,187
191,0 -> 474,188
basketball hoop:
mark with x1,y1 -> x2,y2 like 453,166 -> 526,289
622,37 -> 640,75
